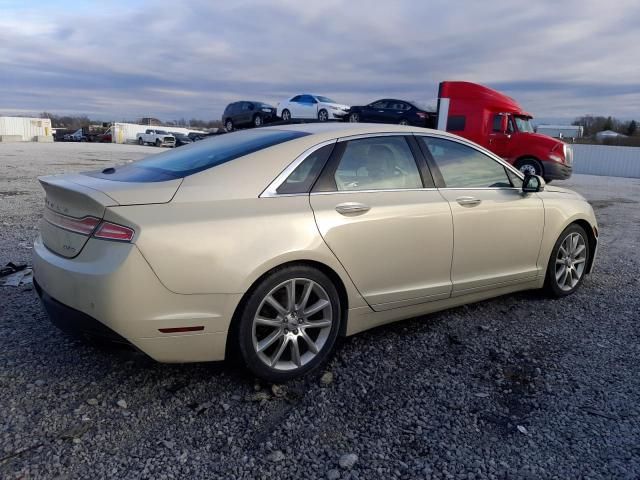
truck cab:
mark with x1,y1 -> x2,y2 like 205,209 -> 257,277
436,81 -> 572,181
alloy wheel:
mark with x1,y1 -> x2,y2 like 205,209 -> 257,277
349,113 -> 360,123
252,278 -> 333,371
555,232 -> 587,291
519,163 -> 538,176
318,110 -> 328,122
399,119 -> 409,125
282,110 -> 291,122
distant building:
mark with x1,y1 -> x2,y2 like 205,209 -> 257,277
138,117 -> 163,126
536,124 -> 583,140
0,116 -> 53,142
595,130 -> 627,142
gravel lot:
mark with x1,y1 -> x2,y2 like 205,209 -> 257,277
1,142 -> 639,479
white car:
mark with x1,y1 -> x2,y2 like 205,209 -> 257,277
277,94 -> 350,122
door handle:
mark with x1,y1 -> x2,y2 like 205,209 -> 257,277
335,202 -> 371,215
456,196 -> 482,207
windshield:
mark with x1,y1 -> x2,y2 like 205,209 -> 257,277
514,116 -> 534,133
316,96 -> 337,104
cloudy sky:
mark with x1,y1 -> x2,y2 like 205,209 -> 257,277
1,0 -> 639,122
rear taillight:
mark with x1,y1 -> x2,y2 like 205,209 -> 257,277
93,222 -> 135,242
45,210 -> 101,235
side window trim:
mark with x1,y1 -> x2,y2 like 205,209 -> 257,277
415,134 -> 523,189
260,140 -> 337,197
312,134 -> 427,193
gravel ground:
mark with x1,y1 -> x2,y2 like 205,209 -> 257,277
1,142 -> 639,479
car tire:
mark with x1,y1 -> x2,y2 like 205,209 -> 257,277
398,119 -> 409,125
544,223 -> 590,298
318,109 -> 329,122
235,265 -> 342,383
155,139 -> 161,147
348,113 -> 360,123
253,115 -> 263,127
516,157 -> 543,177
281,109 -> 291,122
138,138 -> 144,145
225,119 -> 234,132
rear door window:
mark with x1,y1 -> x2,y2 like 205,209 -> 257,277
276,143 -> 335,194
333,136 -> 423,191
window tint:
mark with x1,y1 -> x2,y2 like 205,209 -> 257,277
507,116 -> 515,134
370,100 -> 388,109
316,96 -> 336,103
290,95 -> 302,102
300,95 -> 317,104
492,114 -> 504,132
389,102 -> 410,111
334,136 -> 422,191
446,116 -> 466,131
241,102 -> 251,111
276,143 -> 334,194
420,137 -> 512,188
92,130 -> 310,181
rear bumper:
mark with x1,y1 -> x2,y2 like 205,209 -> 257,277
32,235 -> 241,363
544,161 -> 572,180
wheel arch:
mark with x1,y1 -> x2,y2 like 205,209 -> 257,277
568,218 -> 598,274
225,259 -> 351,360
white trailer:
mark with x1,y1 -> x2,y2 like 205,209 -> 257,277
111,122 -> 206,144
0,116 -> 53,142
535,124 -> 583,140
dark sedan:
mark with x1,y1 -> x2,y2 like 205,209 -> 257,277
171,132 -> 194,147
347,99 -> 436,127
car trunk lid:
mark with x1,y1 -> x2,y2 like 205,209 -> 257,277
38,173 -> 181,258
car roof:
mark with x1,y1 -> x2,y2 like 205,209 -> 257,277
258,123 -> 455,141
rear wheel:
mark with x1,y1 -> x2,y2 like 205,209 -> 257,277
348,112 -> 360,123
281,109 -> 291,122
545,224 -> 590,297
398,119 -> 409,125
138,137 -> 144,145
235,266 -> 341,382
516,157 -> 543,177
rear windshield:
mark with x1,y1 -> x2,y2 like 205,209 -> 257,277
87,129 -> 309,182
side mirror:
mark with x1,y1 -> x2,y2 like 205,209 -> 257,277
522,174 -> 545,193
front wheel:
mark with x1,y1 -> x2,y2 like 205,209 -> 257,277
516,158 -> 543,177
253,115 -> 263,127
155,139 -> 161,147
225,119 -> 234,132
318,109 -> 329,122
235,266 -> 341,382
545,224 -> 590,297
348,112 -> 360,123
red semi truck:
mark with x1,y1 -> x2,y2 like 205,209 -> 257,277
435,81 -> 573,181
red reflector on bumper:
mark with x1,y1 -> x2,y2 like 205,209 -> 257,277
158,326 -> 205,334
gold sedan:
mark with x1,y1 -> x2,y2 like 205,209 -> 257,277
33,124 -> 598,382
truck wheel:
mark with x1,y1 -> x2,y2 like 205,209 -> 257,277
138,138 -> 144,145
515,158 -> 543,177
155,139 -> 161,147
